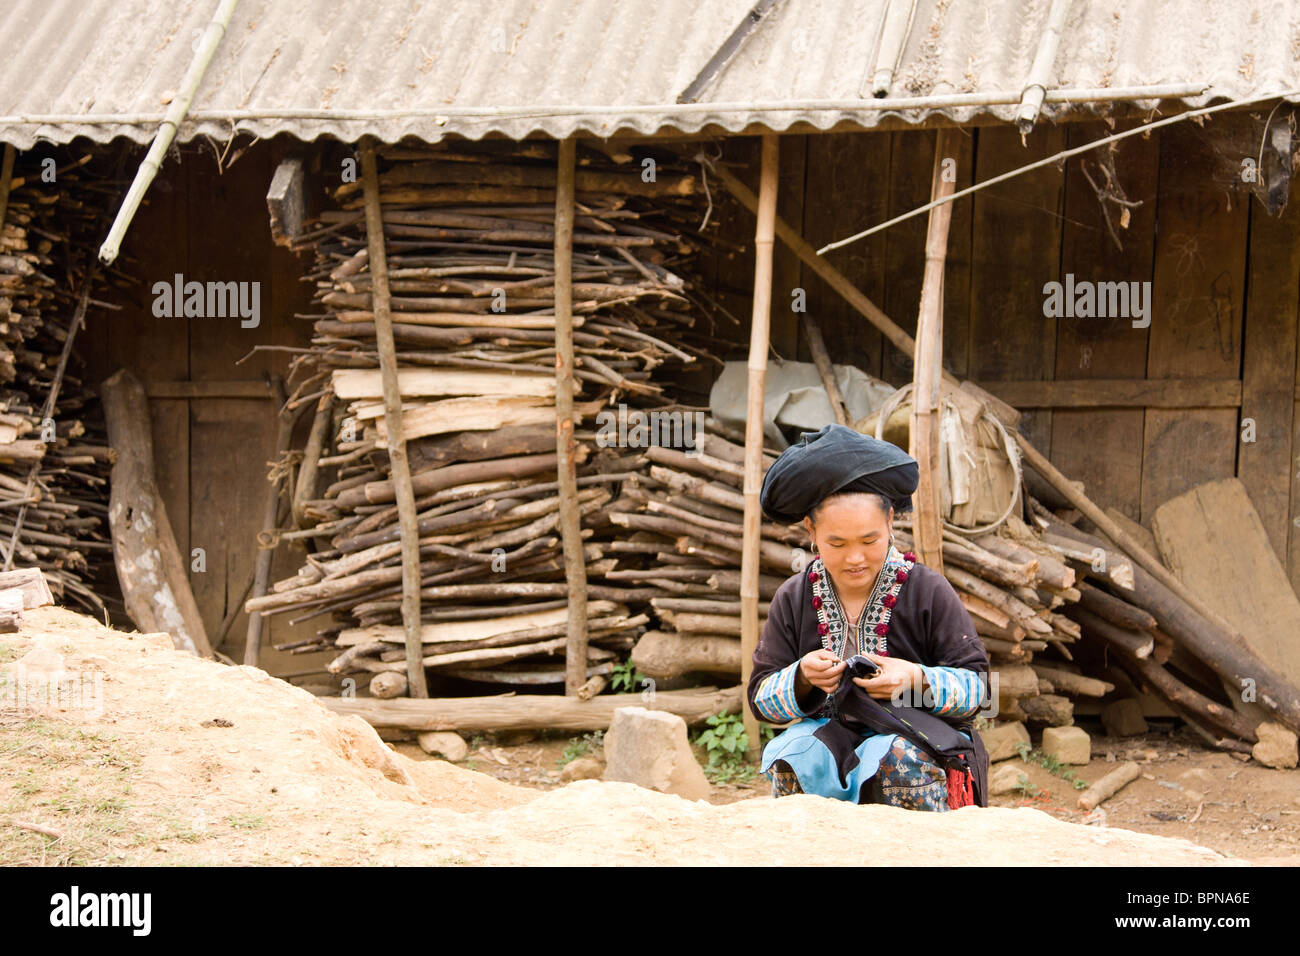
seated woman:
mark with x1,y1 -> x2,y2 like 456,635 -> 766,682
747,424 -> 990,810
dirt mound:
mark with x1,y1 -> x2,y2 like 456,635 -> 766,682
0,607 -> 1242,866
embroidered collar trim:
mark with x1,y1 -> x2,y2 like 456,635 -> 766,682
807,544 -> 916,661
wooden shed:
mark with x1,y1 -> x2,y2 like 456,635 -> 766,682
2,0 -> 1299,743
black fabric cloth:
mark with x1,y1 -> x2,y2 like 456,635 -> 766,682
813,680 -> 988,806
746,561 -> 991,806
759,423 -> 920,525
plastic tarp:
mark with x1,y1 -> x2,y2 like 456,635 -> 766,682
708,360 -> 897,450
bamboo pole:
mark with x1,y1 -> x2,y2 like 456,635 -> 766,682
360,139 -> 428,699
910,128 -> 959,570
742,134 -> 779,758
98,0 -> 240,264
555,136 -> 589,695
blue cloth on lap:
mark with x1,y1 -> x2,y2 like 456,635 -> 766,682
761,718 -> 971,803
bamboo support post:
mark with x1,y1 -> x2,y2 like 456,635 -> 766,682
98,0 -> 240,264
360,139 -> 428,699
910,128 -> 959,569
742,134 -> 779,758
555,136 -> 589,696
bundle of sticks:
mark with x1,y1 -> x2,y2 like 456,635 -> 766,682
0,151 -> 123,618
249,141 -> 742,693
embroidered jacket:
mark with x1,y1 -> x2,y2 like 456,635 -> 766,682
748,545 -> 989,727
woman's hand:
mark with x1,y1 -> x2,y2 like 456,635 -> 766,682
798,649 -> 846,694
851,654 -> 925,701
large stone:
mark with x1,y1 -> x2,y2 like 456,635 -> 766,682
417,731 -> 468,762
1252,722 -> 1299,769
978,721 -> 1030,762
602,706 -> 711,801
989,762 -> 1031,796
1101,699 -> 1149,737
1041,726 -> 1090,765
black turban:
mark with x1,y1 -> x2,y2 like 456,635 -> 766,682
759,423 -> 919,525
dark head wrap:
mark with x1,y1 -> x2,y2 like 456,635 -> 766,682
759,423 -> 919,525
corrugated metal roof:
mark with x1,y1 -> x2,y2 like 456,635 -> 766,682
1,0 -> 1298,150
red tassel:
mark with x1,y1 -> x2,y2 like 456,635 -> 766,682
946,768 -> 974,809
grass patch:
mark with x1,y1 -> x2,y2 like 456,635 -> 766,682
0,715 -> 140,865
1015,742 -> 1090,790
557,730 -> 604,768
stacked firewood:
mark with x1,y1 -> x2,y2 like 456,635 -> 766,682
249,142 -> 743,692
0,153 -> 122,618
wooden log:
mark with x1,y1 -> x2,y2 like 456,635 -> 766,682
1021,694 -> 1074,726
320,684 -> 743,732
101,369 -> 212,657
1030,664 -> 1113,697
1076,580 -> 1156,630
0,568 -> 54,608
1069,605 -> 1154,658
369,671 -> 409,699
632,629 -> 741,679
1077,761 -> 1141,811
292,392 -> 333,528
361,139 -> 428,699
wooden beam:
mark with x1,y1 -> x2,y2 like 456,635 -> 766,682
555,136 -> 589,696
911,128 -> 959,569
742,134 -> 779,759
321,685 -> 743,733
266,157 -> 305,247
360,138 -> 428,699
978,378 -> 1243,409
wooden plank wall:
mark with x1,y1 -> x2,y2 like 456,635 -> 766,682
711,122 -> 1300,591
82,139 -> 324,681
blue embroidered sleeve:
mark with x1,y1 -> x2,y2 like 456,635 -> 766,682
919,665 -> 985,719
752,660 -> 808,723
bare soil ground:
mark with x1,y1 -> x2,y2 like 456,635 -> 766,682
0,606 -> 1292,866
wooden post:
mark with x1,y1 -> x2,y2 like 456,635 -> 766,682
555,136 -> 589,695
102,369 -> 213,657
243,376 -> 292,667
360,138 -> 428,699
910,128 -> 960,570
742,134 -> 779,757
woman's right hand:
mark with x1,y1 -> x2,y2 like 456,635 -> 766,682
799,649 -> 845,694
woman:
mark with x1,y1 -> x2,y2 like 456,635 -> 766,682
748,424 -> 990,810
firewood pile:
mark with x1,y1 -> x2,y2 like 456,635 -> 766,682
246,141 -> 1281,755
248,142 -> 760,694
0,152 -> 122,618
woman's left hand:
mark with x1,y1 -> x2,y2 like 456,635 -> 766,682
851,654 -> 925,702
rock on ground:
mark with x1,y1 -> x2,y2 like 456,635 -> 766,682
602,706 -> 711,801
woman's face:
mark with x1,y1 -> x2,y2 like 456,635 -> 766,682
803,494 -> 894,593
